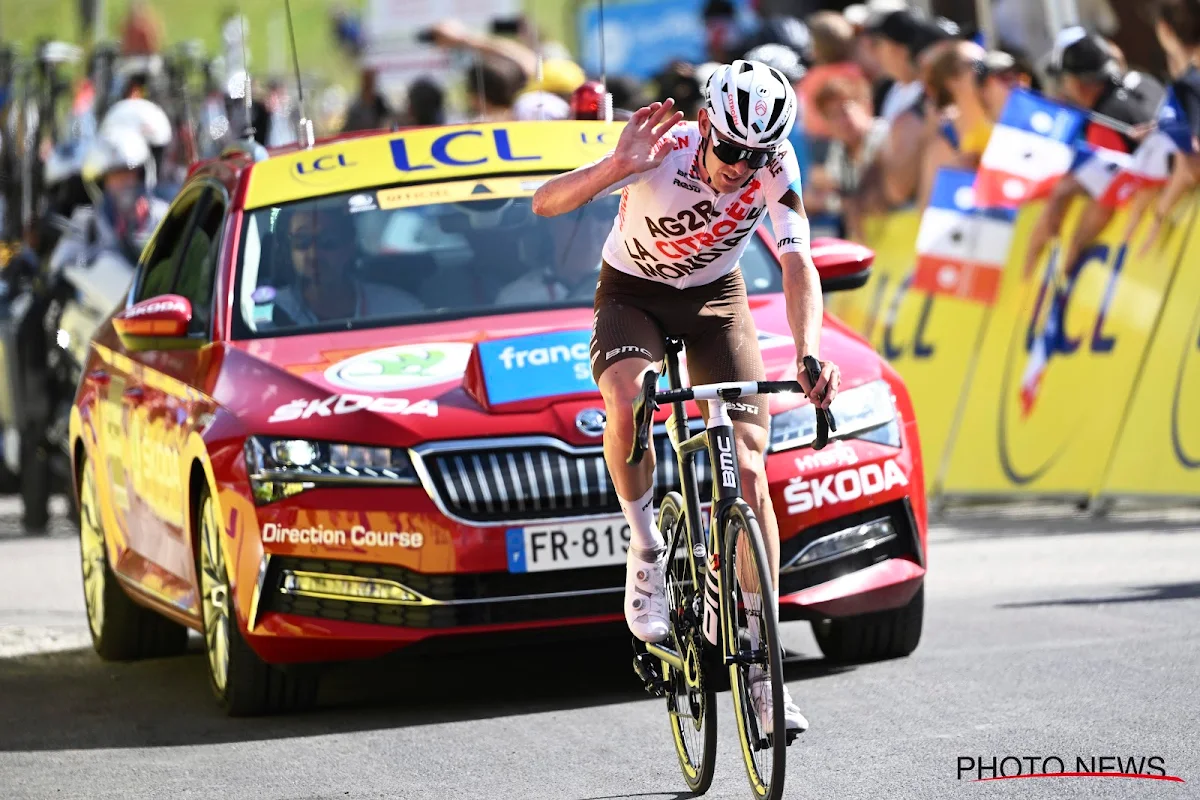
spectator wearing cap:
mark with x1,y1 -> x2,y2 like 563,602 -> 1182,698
979,50 -> 1030,120
1022,26 -> 1166,282
808,77 -> 891,242
918,39 -> 997,206
1142,0 -> 1200,251
866,9 -> 959,207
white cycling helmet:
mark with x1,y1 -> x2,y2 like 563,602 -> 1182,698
99,98 -> 173,148
81,123 -> 155,191
703,59 -> 798,150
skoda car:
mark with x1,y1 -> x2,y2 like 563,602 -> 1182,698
69,120 -> 927,715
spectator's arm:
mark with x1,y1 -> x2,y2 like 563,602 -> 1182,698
1138,152 -> 1200,256
877,111 -> 926,207
1022,175 -> 1083,279
1059,200 -> 1115,281
917,134 -> 956,209
429,19 -> 537,81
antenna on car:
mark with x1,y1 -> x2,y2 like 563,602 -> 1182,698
284,0 -> 314,148
597,0 -> 612,122
237,4 -> 255,141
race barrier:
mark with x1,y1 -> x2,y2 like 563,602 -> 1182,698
832,170 -> 1200,505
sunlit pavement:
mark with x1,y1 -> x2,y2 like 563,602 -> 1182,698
1,496 -> 1198,799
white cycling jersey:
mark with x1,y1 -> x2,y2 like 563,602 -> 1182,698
595,121 -> 810,290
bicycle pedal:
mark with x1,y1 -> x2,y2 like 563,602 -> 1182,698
632,651 -> 667,697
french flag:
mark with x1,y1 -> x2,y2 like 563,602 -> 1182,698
1103,86 -> 1195,201
1070,140 -> 1133,208
973,89 -> 1087,209
913,168 -> 1016,306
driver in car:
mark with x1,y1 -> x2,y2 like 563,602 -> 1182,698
271,205 -> 423,327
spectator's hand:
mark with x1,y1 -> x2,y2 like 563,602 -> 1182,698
1129,121 -> 1156,142
613,99 -> 685,175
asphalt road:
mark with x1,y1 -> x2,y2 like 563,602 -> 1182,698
1,496 -> 1198,800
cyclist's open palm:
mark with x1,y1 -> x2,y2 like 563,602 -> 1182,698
614,98 -> 685,175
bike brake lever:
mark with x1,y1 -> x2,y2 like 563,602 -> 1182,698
627,370 -> 658,465
802,355 -> 836,450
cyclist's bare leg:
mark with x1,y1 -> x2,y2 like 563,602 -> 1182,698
598,356 -> 658,503
732,419 -> 779,584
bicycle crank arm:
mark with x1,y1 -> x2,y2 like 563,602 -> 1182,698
645,641 -> 686,673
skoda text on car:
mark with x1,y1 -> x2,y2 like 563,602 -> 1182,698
68,121 -> 928,714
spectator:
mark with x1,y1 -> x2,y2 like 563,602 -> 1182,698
463,55 -> 524,122
120,0 -> 162,57
918,39 -> 996,205
980,50 -> 1030,119
341,67 -> 394,133
650,60 -> 705,120
1022,27 -> 1164,283
743,43 -> 812,182
800,12 -> 872,143
992,0 -> 1118,69
807,77 -> 890,242
866,9 -> 959,207
703,0 -> 742,63
607,75 -> 648,116
405,77 -> 445,126
1142,0 -> 1200,250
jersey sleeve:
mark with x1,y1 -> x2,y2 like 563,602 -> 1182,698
762,141 -> 810,256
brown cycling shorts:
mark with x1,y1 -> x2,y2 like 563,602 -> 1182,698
590,263 -> 768,427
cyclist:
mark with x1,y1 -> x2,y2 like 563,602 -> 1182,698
533,59 -> 841,735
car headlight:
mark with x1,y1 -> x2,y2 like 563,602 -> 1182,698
244,435 -> 419,505
768,379 -> 900,453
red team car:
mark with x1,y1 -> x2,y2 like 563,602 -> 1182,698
69,121 -> 927,714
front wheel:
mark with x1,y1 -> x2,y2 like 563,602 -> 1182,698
196,485 -> 319,716
722,501 -> 787,800
658,492 -> 717,795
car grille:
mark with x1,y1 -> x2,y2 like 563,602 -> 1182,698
415,428 -> 712,524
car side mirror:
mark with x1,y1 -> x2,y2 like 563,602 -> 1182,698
811,237 -> 874,293
112,294 -> 201,352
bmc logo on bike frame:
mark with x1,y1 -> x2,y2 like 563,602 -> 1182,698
715,432 -> 737,489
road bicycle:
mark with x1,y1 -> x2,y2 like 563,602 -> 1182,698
627,336 -> 834,800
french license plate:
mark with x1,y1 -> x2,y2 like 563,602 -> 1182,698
507,517 -> 632,573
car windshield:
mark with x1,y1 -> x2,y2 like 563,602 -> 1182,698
232,178 -> 784,339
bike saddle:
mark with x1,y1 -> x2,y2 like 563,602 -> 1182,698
664,336 -> 684,355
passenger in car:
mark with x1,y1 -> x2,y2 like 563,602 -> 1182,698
494,206 -> 611,305
269,206 -> 423,327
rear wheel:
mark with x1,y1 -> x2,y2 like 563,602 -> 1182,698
658,491 -> 717,795
812,586 -> 924,664
77,451 -> 188,660
723,501 -> 787,800
197,485 -> 318,716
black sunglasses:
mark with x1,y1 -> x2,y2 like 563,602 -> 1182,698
709,132 -> 776,169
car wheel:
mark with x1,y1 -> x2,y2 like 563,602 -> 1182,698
77,452 -> 189,660
811,586 -> 924,664
196,485 -> 318,716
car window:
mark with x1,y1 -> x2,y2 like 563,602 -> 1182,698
172,190 -> 226,336
135,187 -> 203,303
232,184 -> 785,340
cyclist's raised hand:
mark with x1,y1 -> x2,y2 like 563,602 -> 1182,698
613,98 -> 685,176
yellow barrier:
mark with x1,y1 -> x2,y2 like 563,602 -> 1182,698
834,183 -> 1200,502
1097,196 -> 1200,499
940,196 -> 1195,497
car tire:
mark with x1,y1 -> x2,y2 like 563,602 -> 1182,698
195,485 -> 319,716
77,452 -> 189,661
811,586 -> 924,664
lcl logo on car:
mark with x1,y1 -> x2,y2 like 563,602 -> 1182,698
576,409 -> 606,437
292,153 -> 356,184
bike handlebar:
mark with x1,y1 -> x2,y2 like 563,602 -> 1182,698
627,357 -> 838,465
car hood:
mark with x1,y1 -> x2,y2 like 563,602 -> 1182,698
222,297 -> 882,447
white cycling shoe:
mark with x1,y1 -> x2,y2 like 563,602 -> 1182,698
625,547 -> 670,643
749,667 -> 809,735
